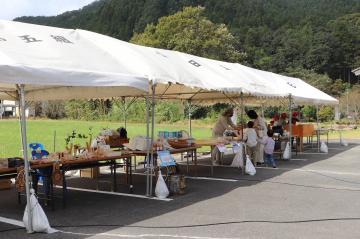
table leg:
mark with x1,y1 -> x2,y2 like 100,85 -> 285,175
62,170 -> 67,208
327,132 -> 329,145
186,153 -> 189,174
129,157 -> 133,193
317,130 -> 320,152
113,160 -> 117,192
51,179 -> 55,211
194,149 -> 198,176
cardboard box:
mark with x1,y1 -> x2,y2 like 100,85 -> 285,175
80,167 -> 100,179
0,158 -> 8,168
0,179 -> 12,190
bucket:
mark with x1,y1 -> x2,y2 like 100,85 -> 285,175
169,175 -> 186,195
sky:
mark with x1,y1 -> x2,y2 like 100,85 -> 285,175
0,0 -> 97,20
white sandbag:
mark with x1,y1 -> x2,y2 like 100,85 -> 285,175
155,171 -> 169,199
23,189 -> 57,233
283,142 -> 291,160
320,141 -> 328,153
245,156 -> 256,176
231,146 -> 243,168
65,170 -> 78,177
340,136 -> 348,146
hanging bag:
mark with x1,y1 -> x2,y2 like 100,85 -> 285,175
320,141 -> 328,153
340,136 -> 348,146
283,142 -> 291,160
231,144 -> 243,168
23,189 -> 57,233
245,155 -> 256,176
155,170 -> 169,199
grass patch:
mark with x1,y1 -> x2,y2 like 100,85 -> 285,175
0,119 -> 358,157
0,119 -> 211,157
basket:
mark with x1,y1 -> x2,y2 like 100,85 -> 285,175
167,139 -> 194,149
105,136 -> 129,148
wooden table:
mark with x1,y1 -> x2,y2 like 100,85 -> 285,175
285,124 -> 315,152
194,138 -> 243,176
0,153 -> 133,208
125,146 -> 200,175
59,153 -> 133,207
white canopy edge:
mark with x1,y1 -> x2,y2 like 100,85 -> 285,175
0,20 -> 338,106
0,20 -> 149,101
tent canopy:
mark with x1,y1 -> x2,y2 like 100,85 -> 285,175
0,20 -> 148,100
0,20 -> 338,106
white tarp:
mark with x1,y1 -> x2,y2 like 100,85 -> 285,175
276,74 -> 339,105
78,31 -> 244,101
0,20 -> 338,106
0,20 -> 148,100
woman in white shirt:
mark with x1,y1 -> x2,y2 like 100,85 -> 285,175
212,108 -> 237,137
211,108 -> 237,165
247,110 -> 267,165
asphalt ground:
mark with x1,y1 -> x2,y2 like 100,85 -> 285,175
1,140 -> 360,239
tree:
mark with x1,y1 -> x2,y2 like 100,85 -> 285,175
339,84 -> 360,120
301,105 -> 316,121
318,106 -> 334,122
130,6 -> 246,62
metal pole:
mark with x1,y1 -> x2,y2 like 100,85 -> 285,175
149,83 -> 156,195
188,100 -> 192,137
121,97 -> 127,129
53,130 -> 56,152
0,100 -> 3,120
19,85 -> 33,233
240,92 -> 246,175
288,94 -> 292,160
240,92 -> 244,139
316,104 -> 320,152
145,83 -> 151,196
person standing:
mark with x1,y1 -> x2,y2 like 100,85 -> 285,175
243,121 -> 258,166
211,108 -> 238,165
246,110 -> 267,165
258,130 -> 277,168
212,108 -> 237,137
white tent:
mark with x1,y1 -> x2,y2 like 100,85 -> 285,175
0,20 -> 148,101
0,19 -> 340,231
0,20 -> 150,233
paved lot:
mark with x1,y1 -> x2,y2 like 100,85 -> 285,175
1,140 -> 360,238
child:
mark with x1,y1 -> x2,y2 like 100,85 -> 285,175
244,121 -> 257,166
258,130 -> 276,168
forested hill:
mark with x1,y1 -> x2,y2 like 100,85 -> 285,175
15,0 -> 360,85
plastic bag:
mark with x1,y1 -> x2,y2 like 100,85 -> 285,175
231,147 -> 243,168
23,189 -> 57,233
155,170 -> 169,199
340,136 -> 348,146
245,156 -> 256,176
320,141 -> 328,153
283,142 -> 291,160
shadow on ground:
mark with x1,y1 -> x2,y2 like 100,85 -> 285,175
0,141 -> 358,238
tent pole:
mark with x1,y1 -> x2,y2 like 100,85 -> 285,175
145,84 -> 151,196
316,104 -> 320,152
0,100 -> 3,120
121,97 -> 127,129
240,92 -> 244,139
19,85 -> 33,233
188,100 -> 192,137
240,92 -> 246,175
149,82 -> 156,196
288,94 -> 292,160
53,130 -> 56,152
